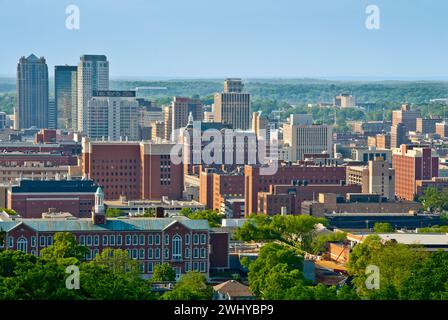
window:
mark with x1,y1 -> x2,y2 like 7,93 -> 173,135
110,235 -> 115,246
172,235 -> 182,259
87,235 -> 92,246
132,249 -> 138,259
155,234 -> 160,245
147,262 -> 153,273
133,235 -> 138,245
94,235 -> 99,246
139,235 -> 145,246
155,248 -> 160,259
79,235 -> 85,246
148,235 -> 153,245
193,248 -> 199,258
200,262 -> 206,272
164,234 -> 169,245
185,247 -> 190,258
164,248 -> 169,259
185,262 -> 190,272
200,247 -> 206,259
201,234 -> 207,245
8,237 -> 14,248
31,236 -> 36,247
185,234 -> 190,245
126,235 -> 131,246
139,249 -> 145,260
193,262 -> 198,271
94,249 -> 99,258
17,237 -> 27,253
117,235 -> 122,246
102,235 -> 108,246
148,248 -> 153,259
47,236 -> 53,246
193,234 -> 199,245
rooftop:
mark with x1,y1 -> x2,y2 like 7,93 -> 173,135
0,216 -> 209,233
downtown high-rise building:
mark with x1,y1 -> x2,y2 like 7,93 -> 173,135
283,114 -> 332,162
86,90 -> 139,141
55,65 -> 77,130
392,104 -> 420,132
214,78 -> 251,130
77,55 -> 109,133
171,96 -> 203,132
15,54 -> 49,130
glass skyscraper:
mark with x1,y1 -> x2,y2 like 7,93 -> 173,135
15,54 -> 49,130
55,65 -> 77,130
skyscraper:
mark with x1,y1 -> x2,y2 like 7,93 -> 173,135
390,123 -> 408,149
15,54 -> 49,130
392,104 -> 420,132
55,65 -> 77,130
47,99 -> 57,130
86,90 -> 139,141
171,96 -> 203,133
77,55 -> 109,133
283,114 -> 332,161
214,78 -> 251,130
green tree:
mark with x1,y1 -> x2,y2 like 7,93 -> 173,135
181,209 -> 223,227
93,248 -> 140,274
399,251 -> 448,300
161,272 -> 213,300
151,262 -> 176,282
105,208 -> 123,217
40,232 -> 87,265
373,222 -> 394,233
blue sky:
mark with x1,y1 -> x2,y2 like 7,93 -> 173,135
0,0 -> 447,79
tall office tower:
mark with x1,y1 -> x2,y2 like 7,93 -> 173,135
214,78 -> 251,130
334,93 -> 356,108
47,99 -> 57,129
416,117 -> 442,134
283,114 -> 332,161
163,105 -> 172,141
55,65 -> 77,130
15,54 -> 49,130
86,91 -> 139,141
77,55 -> 109,133
392,145 -> 439,200
392,104 -> 420,132
390,123 -> 408,149
171,96 -> 203,132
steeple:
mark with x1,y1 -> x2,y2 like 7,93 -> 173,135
92,187 -> 106,224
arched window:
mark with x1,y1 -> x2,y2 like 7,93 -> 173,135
17,237 -> 28,253
172,235 -> 182,259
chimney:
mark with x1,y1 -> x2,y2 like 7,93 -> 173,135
156,207 -> 165,218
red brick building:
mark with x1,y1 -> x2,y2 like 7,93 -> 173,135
82,140 -> 183,201
0,190 -> 229,278
244,163 -> 347,215
257,183 -> 361,215
199,168 -> 245,212
8,179 -> 98,218
392,145 -> 439,200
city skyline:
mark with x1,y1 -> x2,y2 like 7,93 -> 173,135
0,0 -> 448,79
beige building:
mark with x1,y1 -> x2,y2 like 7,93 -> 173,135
283,115 -> 332,161
334,94 -> 355,108
86,91 -> 139,141
0,163 -> 71,185
346,158 -> 395,199
392,104 -> 420,132
302,193 -> 421,217
214,79 -> 251,130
